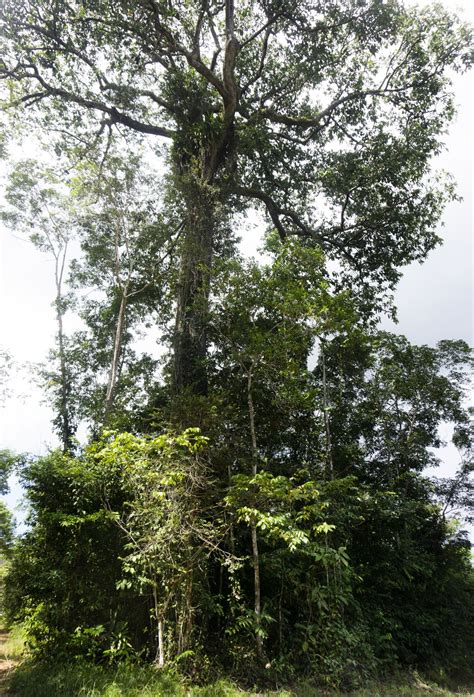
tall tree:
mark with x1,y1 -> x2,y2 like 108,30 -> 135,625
318,332 -> 473,486
1,0 -> 470,398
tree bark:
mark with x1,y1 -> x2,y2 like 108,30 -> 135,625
157,619 -> 164,667
56,298 -> 73,452
170,14 -> 239,400
320,340 -> 334,480
173,180 -> 215,397
152,584 -> 165,667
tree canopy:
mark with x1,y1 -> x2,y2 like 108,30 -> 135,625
1,0 -> 471,394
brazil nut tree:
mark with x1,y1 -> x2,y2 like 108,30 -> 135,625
0,0 -> 471,398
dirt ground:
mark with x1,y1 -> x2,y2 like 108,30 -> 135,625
0,631 -> 16,697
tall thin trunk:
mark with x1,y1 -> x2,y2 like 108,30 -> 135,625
278,570 -> 284,653
250,524 -> 262,656
56,301 -> 73,451
157,619 -> 164,667
320,341 -> 334,480
104,206 -> 133,424
54,242 -> 74,452
247,364 -> 263,658
228,462 -> 235,556
152,584 -> 165,667
104,288 -> 128,422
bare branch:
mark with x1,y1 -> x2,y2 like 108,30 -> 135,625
240,13 -> 282,49
234,185 -> 324,242
241,26 -> 272,95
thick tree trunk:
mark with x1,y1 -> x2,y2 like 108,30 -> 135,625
173,181 -> 215,397
171,19 -> 238,400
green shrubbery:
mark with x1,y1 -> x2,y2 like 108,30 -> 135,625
8,660 -> 474,697
4,404 -> 474,687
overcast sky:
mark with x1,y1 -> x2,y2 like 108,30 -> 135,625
1,0 -> 472,529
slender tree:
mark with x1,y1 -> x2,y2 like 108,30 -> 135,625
1,161 -> 77,451
69,152 -> 176,427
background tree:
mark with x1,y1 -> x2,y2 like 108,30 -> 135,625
1,148 -> 178,438
66,151 -> 177,431
1,160 -> 78,451
314,331 -> 474,675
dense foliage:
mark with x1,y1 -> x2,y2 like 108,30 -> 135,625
4,318 -> 474,686
0,0 -> 473,691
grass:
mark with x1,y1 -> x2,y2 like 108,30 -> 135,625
5,661 -> 474,697
0,624 -> 26,694
1,629 -> 472,697
1,625 -> 26,662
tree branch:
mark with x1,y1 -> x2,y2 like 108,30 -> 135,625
234,185 -> 324,242
1,63 -> 175,139
240,13 -> 282,49
241,25 -> 272,95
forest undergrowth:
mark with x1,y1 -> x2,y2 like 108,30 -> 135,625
1,627 -> 472,697
6,659 -> 474,697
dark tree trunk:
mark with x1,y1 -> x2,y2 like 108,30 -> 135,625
57,306 -> 74,453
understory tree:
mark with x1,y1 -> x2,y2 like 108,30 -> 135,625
64,151 -> 174,431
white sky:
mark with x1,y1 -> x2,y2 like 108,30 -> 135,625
0,0 -> 473,531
